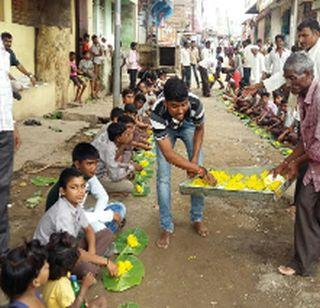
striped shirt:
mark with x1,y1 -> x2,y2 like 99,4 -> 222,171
151,93 -> 205,140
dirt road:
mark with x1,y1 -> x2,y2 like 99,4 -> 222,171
7,90 -> 320,308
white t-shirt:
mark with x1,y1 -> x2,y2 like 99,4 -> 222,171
0,41 -> 13,132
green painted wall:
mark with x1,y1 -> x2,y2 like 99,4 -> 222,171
121,2 -> 136,50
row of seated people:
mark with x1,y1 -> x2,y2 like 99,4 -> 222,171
0,72 -> 169,307
223,80 -> 300,146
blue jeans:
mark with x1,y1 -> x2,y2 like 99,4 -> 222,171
104,203 -> 126,233
156,121 -> 204,232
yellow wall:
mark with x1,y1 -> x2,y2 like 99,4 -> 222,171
87,0 -> 93,35
0,21 -> 35,78
70,0 -> 76,52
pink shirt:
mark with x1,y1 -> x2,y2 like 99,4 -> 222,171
298,79 -> 320,191
70,61 -> 77,77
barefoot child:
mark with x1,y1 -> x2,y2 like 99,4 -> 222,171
0,240 -> 49,307
34,168 -> 118,278
69,52 -> 87,103
43,232 -> 108,308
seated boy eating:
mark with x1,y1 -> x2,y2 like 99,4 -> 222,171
46,142 -> 126,233
118,114 -> 151,151
93,122 -> 142,194
34,167 -> 118,278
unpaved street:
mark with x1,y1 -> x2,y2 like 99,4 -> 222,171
7,90 -> 320,308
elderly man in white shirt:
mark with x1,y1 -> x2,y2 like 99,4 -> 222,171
180,41 -> 192,89
266,34 -> 291,76
250,45 -> 267,84
0,39 -> 20,256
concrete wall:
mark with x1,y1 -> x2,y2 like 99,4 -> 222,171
257,18 -> 265,42
270,8 -> 282,41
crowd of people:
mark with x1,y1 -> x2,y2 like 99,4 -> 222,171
2,12 -> 320,307
69,34 -> 142,104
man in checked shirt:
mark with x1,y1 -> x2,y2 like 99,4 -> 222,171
273,52 -> 320,276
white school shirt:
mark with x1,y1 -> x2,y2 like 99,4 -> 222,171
180,47 -> 191,66
265,48 -> 291,75
264,38 -> 320,92
79,175 -> 114,232
0,40 -> 13,132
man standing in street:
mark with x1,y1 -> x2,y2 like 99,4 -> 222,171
273,52 -> 320,277
180,41 -> 191,89
242,38 -> 255,86
0,39 -> 20,257
244,18 -> 320,94
265,34 -> 291,76
198,56 -> 215,97
190,40 -> 200,88
151,77 -> 216,249
201,40 -> 214,61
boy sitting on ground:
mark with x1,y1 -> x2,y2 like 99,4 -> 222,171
134,92 -> 148,118
46,142 -> 126,233
120,88 -> 135,109
125,103 -> 151,131
256,92 -> 279,126
34,167 -> 118,279
118,114 -> 152,151
92,122 -> 142,194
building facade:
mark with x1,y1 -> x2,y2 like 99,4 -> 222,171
245,0 -> 320,48
0,0 -> 138,119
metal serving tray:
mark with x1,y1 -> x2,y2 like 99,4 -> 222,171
179,166 -> 293,202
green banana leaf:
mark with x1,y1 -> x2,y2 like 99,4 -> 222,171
135,169 -> 154,180
102,255 -> 145,292
26,191 -> 42,208
118,303 -> 140,308
115,227 -> 148,256
31,176 -> 58,187
280,148 -> 293,156
131,186 -> 150,197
